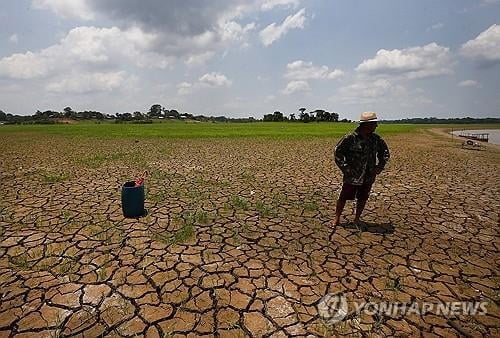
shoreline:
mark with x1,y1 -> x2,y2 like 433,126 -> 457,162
430,128 -> 500,148
449,129 -> 500,146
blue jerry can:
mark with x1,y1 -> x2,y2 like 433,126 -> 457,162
121,181 -> 145,218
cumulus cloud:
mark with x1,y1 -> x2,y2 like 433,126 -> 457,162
285,60 -> 343,80
31,1 -> 263,62
0,51 -> 50,79
281,59 -> 341,96
199,72 -> 232,87
88,1 -> 244,36
177,82 -> 194,96
46,71 -> 129,93
261,0 -> 300,11
30,1 -> 310,64
282,80 -> 310,95
177,72 -> 232,95
185,52 -> 215,67
220,21 -> 256,43
461,24 -> 500,66
356,42 -> 453,79
260,8 -> 306,46
32,0 -> 95,20
335,79 -> 405,105
333,78 -> 435,110
0,25 -> 178,97
0,26 -> 174,81
458,80 -> 482,88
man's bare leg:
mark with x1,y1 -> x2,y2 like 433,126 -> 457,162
333,198 -> 347,227
353,198 -> 368,224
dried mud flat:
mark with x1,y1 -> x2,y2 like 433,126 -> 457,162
0,129 -> 499,337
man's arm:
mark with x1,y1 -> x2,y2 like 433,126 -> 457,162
334,134 -> 353,173
375,138 -> 390,172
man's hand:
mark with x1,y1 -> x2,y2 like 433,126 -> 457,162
375,167 -> 383,175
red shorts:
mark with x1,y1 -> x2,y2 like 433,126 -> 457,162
339,182 -> 373,200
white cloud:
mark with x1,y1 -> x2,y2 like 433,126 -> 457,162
461,24 -> 500,66
59,26 -> 165,67
220,21 -> 256,43
0,26 -> 173,81
282,80 -> 310,95
177,72 -> 232,95
335,79 -> 405,105
356,43 -> 453,79
261,0 -> 300,11
333,78 -> 436,111
285,60 -> 344,80
9,34 -> 19,43
31,1 -> 262,60
260,8 -> 306,46
0,25 -> 175,98
0,51 -> 50,79
32,0 -> 95,20
199,72 -> 232,87
46,71 -> 128,93
458,80 -> 482,88
185,52 -> 215,66
177,82 -> 194,96
331,79 -> 435,115
327,69 -> 345,80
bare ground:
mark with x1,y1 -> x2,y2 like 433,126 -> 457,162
0,129 -> 499,337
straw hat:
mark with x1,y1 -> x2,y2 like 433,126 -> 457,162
359,111 -> 378,123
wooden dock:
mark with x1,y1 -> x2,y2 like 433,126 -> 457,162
458,131 -> 489,142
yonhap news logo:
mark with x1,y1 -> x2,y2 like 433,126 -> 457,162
317,293 -> 349,324
318,293 -> 488,325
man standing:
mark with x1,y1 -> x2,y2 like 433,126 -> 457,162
333,112 -> 390,227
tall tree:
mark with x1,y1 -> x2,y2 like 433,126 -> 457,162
272,111 -> 284,121
166,109 -> 180,119
34,110 -> 44,119
263,113 -> 274,121
63,107 -> 74,118
314,109 -> 325,121
133,111 -> 144,120
299,111 -> 310,122
148,104 -> 162,118
308,110 -> 316,122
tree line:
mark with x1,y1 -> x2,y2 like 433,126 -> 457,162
114,104 -> 257,123
3,106 -> 496,125
0,107 -> 107,124
263,108 -> 351,122
0,104 -> 350,124
0,105 -> 258,124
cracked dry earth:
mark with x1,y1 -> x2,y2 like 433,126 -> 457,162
0,129 -> 499,337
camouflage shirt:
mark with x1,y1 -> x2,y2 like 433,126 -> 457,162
334,128 -> 390,185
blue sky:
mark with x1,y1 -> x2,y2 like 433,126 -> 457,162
0,0 -> 499,120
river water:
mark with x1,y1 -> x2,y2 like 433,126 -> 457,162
451,129 -> 500,145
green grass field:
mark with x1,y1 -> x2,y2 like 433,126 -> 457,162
2,121 -> 499,140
